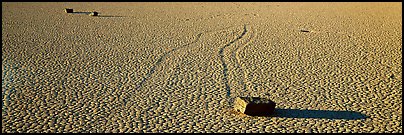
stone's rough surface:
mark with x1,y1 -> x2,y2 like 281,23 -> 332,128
65,8 -> 73,13
234,97 -> 276,116
89,12 -> 98,16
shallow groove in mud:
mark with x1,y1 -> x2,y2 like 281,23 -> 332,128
218,24 -> 248,105
232,25 -> 255,96
133,25 -> 240,91
134,33 -> 203,91
2,62 -> 17,108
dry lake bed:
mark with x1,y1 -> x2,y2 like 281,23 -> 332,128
2,2 -> 402,133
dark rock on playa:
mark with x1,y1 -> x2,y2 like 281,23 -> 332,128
300,30 -> 310,33
89,12 -> 98,16
65,8 -> 73,13
234,97 -> 276,116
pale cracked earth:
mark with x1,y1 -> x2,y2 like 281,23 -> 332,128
2,2 -> 402,133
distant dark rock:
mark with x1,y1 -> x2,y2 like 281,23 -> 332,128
65,8 -> 73,13
234,97 -> 276,116
390,74 -> 395,79
300,30 -> 310,33
89,12 -> 98,16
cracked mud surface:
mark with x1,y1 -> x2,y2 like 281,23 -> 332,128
2,2 -> 402,133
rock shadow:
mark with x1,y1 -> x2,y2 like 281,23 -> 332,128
267,108 -> 369,120
97,15 -> 126,18
71,11 -> 92,15
70,11 -> 125,18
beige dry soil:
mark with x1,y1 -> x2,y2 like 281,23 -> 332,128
2,2 -> 402,133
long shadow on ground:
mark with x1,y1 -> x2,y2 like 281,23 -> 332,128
269,108 -> 369,120
71,12 -> 92,15
71,12 -> 125,18
97,15 -> 126,18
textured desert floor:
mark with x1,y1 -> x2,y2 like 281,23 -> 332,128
2,2 -> 402,133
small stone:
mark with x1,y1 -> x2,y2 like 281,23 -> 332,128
233,97 -> 276,116
89,12 -> 98,16
390,74 -> 395,79
65,8 -> 73,13
300,30 -> 310,33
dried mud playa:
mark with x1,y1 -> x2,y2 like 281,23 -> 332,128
2,2 -> 402,133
